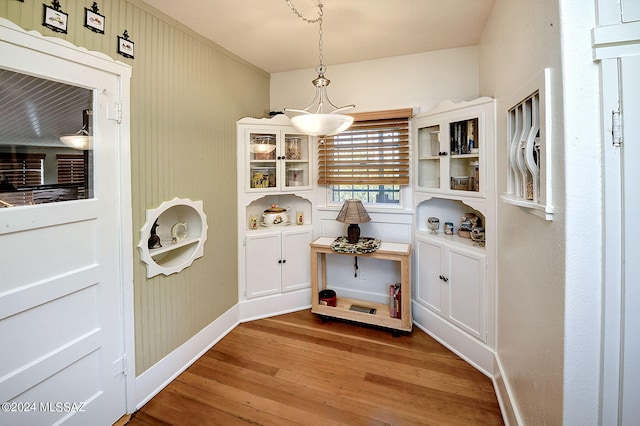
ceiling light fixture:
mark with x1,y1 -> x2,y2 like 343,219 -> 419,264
59,109 -> 93,150
283,1 -> 355,137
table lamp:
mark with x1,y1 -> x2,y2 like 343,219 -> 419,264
336,199 -> 371,244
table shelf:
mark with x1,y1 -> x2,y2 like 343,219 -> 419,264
310,237 -> 412,333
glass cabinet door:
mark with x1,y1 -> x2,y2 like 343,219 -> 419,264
416,117 -> 481,194
283,133 -> 310,189
417,124 -> 442,189
248,132 -> 277,189
246,130 -> 311,192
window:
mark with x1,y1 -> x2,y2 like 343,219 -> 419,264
0,153 -> 44,187
57,154 -> 87,198
318,108 -> 412,205
0,153 -> 44,207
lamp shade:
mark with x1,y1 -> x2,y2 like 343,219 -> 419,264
290,113 -> 353,137
336,199 -> 371,224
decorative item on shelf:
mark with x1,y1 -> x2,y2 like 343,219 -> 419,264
427,217 -> 440,234
60,109 -> 92,150
389,283 -> 401,319
286,168 -> 304,186
148,219 -> 161,249
336,199 -> 371,244
249,214 -> 258,230
296,210 -> 304,225
283,1 -> 355,137
250,135 -> 276,159
285,137 -> 302,160
262,204 -> 289,226
458,212 -> 480,239
171,222 -> 187,243
471,227 -> 486,247
319,289 -> 337,307
330,236 -> 380,254
451,176 -> 470,191
444,222 -> 454,235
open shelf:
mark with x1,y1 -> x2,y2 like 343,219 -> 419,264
312,296 -> 409,331
139,198 -> 208,278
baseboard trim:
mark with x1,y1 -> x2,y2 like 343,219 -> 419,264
493,354 -> 523,426
239,288 -> 311,322
134,304 -> 239,410
412,301 -> 495,377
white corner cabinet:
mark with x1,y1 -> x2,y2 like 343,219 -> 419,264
412,98 -> 496,370
238,114 -> 313,193
237,115 -> 317,320
414,97 -> 494,198
139,198 -> 208,278
415,234 -> 487,342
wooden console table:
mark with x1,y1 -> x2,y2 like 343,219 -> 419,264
310,236 -> 412,332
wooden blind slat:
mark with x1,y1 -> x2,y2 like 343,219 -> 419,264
318,109 -> 412,186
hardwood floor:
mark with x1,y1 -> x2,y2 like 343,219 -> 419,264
128,310 -> 503,425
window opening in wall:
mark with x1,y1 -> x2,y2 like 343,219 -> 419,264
320,108 -> 412,206
331,184 -> 400,204
0,68 -> 93,208
508,92 -> 540,202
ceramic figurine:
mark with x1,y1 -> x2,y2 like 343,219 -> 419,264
148,219 -> 162,249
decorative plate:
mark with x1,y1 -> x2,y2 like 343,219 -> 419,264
330,236 -> 381,254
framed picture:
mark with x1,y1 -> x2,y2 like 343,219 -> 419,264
84,4 -> 105,34
117,32 -> 135,59
42,3 -> 68,34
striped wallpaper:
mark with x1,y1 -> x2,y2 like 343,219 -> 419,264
0,0 -> 270,374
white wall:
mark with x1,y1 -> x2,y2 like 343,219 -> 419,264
479,0 -> 602,424
270,47 -> 481,303
270,46 -> 479,116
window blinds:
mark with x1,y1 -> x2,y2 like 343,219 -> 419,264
318,108 -> 412,186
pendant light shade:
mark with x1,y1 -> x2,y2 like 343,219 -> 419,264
283,2 -> 354,137
60,109 -> 92,150
290,113 -> 353,137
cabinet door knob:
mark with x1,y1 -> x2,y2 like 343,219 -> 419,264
278,259 -> 282,264
439,275 -> 444,280
438,151 -> 448,156
282,259 -> 286,263
443,276 -> 449,282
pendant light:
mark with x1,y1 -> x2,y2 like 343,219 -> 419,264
60,109 -> 93,150
283,1 -> 355,137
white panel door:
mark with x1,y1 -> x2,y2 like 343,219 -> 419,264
281,228 -> 312,292
0,21 -> 131,426
245,232 -> 281,298
620,54 -> 640,426
622,0 -> 640,22
447,248 -> 486,342
415,237 -> 444,314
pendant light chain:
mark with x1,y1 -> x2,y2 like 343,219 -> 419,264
285,1 -> 325,72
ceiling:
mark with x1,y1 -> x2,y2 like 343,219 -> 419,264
141,0 -> 496,73
0,69 -> 92,148
0,1 -> 495,148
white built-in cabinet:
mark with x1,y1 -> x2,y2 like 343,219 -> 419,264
412,98 -> 496,369
237,115 -> 315,320
245,228 -> 312,298
415,236 -> 486,342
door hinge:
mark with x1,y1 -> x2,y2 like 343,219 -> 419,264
612,108 -> 622,147
112,355 -> 127,377
109,102 -> 123,124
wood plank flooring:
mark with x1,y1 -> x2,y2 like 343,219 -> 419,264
127,310 -> 503,425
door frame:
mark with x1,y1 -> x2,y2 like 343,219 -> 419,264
0,17 -> 136,414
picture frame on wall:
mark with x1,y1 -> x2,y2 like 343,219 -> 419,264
117,31 -> 135,59
84,3 -> 105,34
42,2 -> 68,34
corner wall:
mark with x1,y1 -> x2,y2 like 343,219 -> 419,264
478,0 -> 602,424
0,0 -> 270,375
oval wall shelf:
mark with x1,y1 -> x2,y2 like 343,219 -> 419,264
139,198 -> 208,278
